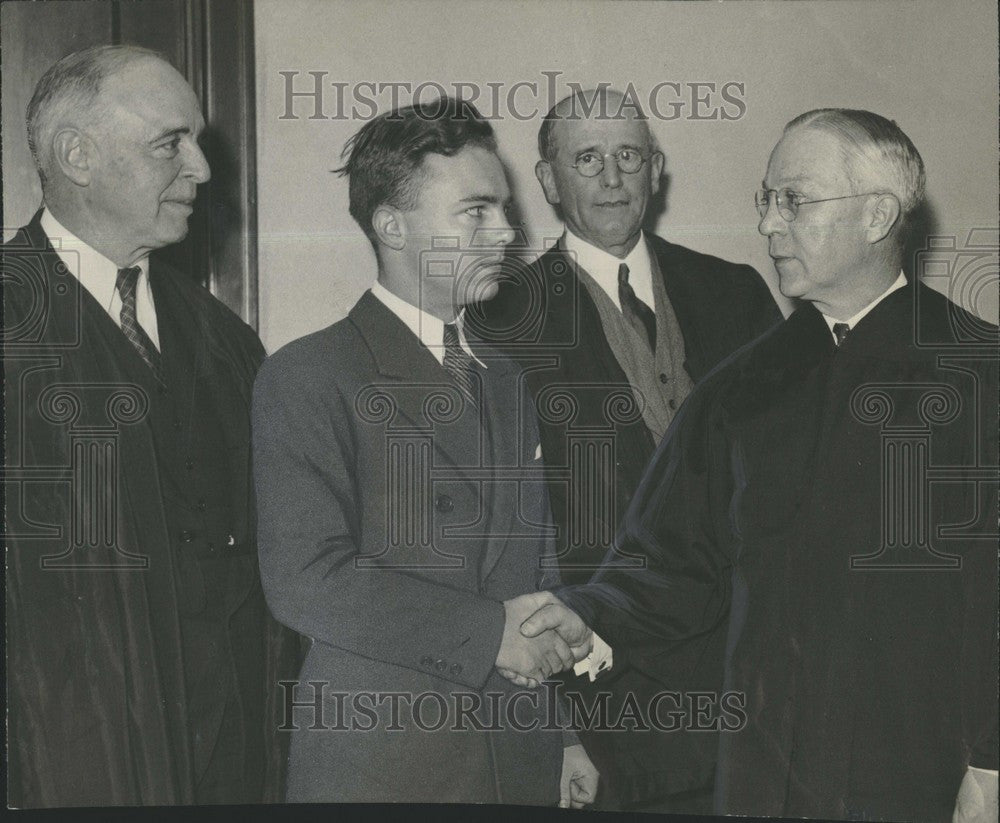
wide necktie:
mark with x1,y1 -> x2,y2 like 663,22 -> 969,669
115,266 -> 162,380
832,322 -> 851,347
618,263 -> 656,352
442,322 -> 479,408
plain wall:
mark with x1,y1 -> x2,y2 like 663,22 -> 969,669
250,0 -> 998,352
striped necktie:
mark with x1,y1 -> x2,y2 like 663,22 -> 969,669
618,263 -> 657,352
442,322 -> 479,408
115,266 -> 162,380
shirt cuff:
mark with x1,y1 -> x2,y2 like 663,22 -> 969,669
572,631 -> 613,681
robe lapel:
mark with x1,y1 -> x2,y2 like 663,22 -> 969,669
10,216 -> 196,800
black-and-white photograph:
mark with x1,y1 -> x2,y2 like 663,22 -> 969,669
2,1 -> 997,820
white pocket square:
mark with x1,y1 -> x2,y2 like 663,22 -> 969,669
534,443 -> 542,460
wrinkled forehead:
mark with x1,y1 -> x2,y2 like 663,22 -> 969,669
550,105 -> 652,156
764,125 -> 851,190
99,57 -> 205,134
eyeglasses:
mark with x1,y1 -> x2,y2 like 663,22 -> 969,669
566,149 -> 648,178
754,188 -> 882,222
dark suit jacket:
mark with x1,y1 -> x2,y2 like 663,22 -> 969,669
3,212 -> 298,806
253,291 -> 567,804
468,234 -> 781,803
559,283 -> 999,821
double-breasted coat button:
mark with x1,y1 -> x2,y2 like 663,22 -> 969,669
668,398 -> 677,410
435,495 -> 454,513
435,659 -> 447,672
450,663 -> 462,676
179,530 -> 194,543
420,656 -> 434,667
659,372 -> 668,384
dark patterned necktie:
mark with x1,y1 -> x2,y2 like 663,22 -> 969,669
618,263 -> 656,352
442,322 -> 479,408
832,322 -> 851,347
115,266 -> 162,379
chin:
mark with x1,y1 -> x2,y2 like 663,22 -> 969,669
465,275 -> 500,304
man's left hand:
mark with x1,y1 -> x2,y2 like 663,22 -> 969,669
559,743 -> 599,808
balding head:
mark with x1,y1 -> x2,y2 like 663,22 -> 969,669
27,45 -> 165,186
535,88 -> 663,257
538,87 -> 656,163
28,45 -> 211,266
784,108 -> 926,226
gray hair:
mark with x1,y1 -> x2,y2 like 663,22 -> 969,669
785,108 -> 926,219
537,87 -> 657,162
26,44 -> 164,184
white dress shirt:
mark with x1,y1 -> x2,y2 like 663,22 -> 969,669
563,228 -> 655,312
370,280 -> 485,368
40,207 -> 159,349
821,271 -> 907,344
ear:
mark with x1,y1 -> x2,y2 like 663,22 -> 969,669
52,128 -> 95,186
372,205 -> 405,251
535,160 -> 561,206
648,150 -> 665,196
865,193 -> 901,244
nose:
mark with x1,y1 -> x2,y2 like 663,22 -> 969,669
757,194 -> 784,237
184,139 -> 211,184
598,155 -> 623,188
483,210 -> 516,247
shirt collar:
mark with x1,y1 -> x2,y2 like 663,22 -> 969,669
370,280 -> 486,368
562,229 -> 653,312
821,271 -> 908,341
40,207 -> 149,312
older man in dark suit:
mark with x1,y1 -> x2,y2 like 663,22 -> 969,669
252,97 -> 599,805
470,87 -> 781,812
3,45 -> 295,806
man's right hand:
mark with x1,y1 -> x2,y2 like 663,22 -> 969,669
495,593 -> 576,688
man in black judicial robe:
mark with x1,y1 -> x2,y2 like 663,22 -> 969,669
514,109 -> 999,822
3,46 -> 297,806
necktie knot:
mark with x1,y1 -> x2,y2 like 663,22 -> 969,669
617,262 -> 656,352
115,265 -> 161,380
833,322 -> 851,347
441,322 -> 478,408
116,266 -> 141,300
443,322 -> 462,351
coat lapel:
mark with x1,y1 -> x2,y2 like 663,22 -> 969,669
470,350 -> 527,584
348,290 -> 488,478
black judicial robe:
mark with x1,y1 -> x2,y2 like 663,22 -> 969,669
558,282 -> 999,822
3,213 -> 299,806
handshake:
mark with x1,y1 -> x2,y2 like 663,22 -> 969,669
494,591 -> 593,688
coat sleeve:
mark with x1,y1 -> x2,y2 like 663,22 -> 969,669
555,377 -> 734,654
252,352 -> 506,692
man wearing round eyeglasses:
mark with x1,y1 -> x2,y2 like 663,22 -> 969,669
470,87 -> 781,813
515,108 -> 998,822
